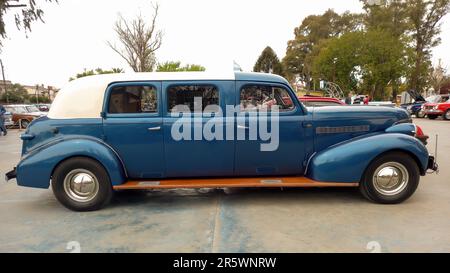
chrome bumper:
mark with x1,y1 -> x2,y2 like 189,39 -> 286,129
5,168 -> 16,182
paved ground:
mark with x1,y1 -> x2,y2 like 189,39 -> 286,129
0,118 -> 449,253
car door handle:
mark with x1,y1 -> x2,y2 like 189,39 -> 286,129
237,125 -> 249,129
148,126 -> 161,131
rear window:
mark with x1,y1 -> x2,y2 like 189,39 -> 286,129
167,85 -> 219,113
108,85 -> 158,114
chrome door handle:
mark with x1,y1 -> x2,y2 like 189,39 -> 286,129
148,126 -> 161,131
237,125 -> 249,129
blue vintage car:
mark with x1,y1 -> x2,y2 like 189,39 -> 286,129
5,72 -> 438,211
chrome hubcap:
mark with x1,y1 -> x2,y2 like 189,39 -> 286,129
373,162 -> 409,196
445,111 -> 450,119
63,169 -> 99,202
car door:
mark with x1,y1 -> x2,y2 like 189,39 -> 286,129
102,82 -> 165,179
162,81 -> 235,178
234,81 -> 308,176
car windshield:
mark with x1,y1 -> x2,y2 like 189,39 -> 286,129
6,106 -> 27,114
426,95 -> 440,103
26,105 -> 40,112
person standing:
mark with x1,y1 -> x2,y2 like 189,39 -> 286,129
345,93 -> 352,105
363,96 -> 369,105
0,103 -> 7,136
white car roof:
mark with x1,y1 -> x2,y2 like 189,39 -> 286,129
48,72 -> 236,119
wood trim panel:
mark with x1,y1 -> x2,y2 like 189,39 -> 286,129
113,176 -> 359,190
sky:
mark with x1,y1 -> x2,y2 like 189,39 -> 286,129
1,0 -> 449,88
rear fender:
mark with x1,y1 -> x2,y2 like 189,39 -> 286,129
16,137 -> 126,189
307,133 -> 429,183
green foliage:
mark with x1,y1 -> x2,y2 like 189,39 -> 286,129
284,0 -> 450,98
69,68 -> 124,81
282,9 -> 363,88
156,61 -> 206,72
1,83 -> 28,103
253,46 -> 284,76
312,32 -> 364,93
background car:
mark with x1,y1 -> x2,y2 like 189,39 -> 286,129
35,104 -> 51,112
4,105 -> 46,128
299,96 -> 346,107
424,98 -> 450,120
422,94 -> 450,119
3,111 -> 14,128
400,90 -> 427,118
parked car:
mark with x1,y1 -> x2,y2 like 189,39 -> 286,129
35,104 -> 51,112
299,96 -> 345,107
424,98 -> 450,120
6,72 -> 438,211
422,94 -> 450,119
400,90 -> 427,118
3,111 -> 14,128
4,104 -> 46,128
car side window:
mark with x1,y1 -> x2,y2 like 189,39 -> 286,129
108,85 -> 157,114
167,85 -> 219,113
240,85 -> 294,112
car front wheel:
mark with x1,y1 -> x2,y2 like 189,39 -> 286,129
360,152 -> 420,204
51,157 -> 113,211
444,110 -> 450,120
416,110 -> 425,118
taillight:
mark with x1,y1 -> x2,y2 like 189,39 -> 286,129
414,125 -> 428,145
415,125 -> 424,137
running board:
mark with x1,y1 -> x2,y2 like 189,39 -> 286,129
113,177 -> 358,190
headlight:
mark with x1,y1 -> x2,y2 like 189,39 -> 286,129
433,105 -> 438,110
407,105 -> 412,110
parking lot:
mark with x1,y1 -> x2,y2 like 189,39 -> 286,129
0,117 -> 449,253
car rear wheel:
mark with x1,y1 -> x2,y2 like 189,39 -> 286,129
444,110 -> 450,120
20,119 -> 30,128
51,157 -> 113,211
428,115 -> 438,120
360,152 -> 420,204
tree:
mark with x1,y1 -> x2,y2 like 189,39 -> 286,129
0,83 -> 28,103
283,9 -> 362,88
407,0 -> 450,92
253,46 -> 284,76
156,61 -> 205,72
359,30 -> 409,100
0,0 -> 57,47
108,3 -> 162,72
69,68 -> 124,81
312,32 -> 364,93
429,59 -> 446,93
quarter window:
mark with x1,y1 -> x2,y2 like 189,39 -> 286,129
167,85 -> 219,113
108,85 -> 157,114
240,85 -> 294,112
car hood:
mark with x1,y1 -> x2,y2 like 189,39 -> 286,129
311,106 -> 410,152
406,90 -> 426,102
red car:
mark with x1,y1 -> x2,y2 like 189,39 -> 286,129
423,94 -> 450,120
299,96 -> 346,107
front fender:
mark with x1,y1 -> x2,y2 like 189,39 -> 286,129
16,137 -> 126,189
307,133 -> 429,183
